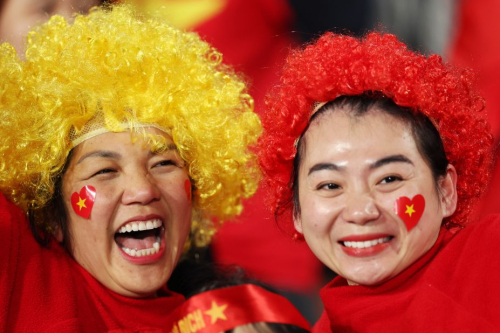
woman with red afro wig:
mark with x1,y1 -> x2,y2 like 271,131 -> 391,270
259,32 -> 500,331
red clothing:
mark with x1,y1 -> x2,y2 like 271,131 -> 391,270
0,193 -> 184,332
313,215 -> 500,332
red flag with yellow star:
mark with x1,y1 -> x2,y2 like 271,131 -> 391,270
164,284 -> 310,333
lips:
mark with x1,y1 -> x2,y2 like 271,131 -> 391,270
343,236 -> 392,249
114,217 -> 166,263
339,234 -> 394,257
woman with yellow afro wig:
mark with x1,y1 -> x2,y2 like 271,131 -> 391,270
0,4 -> 261,331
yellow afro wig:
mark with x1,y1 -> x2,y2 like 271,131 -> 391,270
0,4 -> 261,247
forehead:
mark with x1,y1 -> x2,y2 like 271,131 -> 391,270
73,128 -> 174,157
302,108 -> 417,163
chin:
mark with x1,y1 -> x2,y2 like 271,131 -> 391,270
341,265 -> 394,286
115,270 -> 171,298
347,275 -> 388,286
120,280 -> 166,298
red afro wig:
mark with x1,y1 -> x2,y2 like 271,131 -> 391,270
258,32 -> 493,237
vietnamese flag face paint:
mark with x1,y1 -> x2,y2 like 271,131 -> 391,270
71,185 -> 96,219
394,194 -> 425,231
184,179 -> 192,204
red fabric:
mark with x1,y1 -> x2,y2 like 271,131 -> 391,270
166,284 -> 310,332
313,215 -> 500,332
0,193 -> 184,332
449,0 -> 500,217
192,0 -> 323,292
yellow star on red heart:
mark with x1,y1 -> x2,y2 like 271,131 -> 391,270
76,197 -> 87,210
405,204 -> 416,217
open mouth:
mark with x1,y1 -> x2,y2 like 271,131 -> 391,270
339,236 -> 394,249
114,219 -> 164,257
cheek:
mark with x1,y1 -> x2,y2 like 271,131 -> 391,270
65,183 -> 117,226
69,185 -> 97,220
184,179 -> 192,204
394,194 -> 426,232
168,178 -> 192,240
300,194 -> 340,235
159,175 -> 192,208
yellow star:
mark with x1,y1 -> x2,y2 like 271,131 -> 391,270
405,204 -> 416,217
77,197 -> 87,211
204,301 -> 228,324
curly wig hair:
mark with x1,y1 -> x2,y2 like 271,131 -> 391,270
258,32 -> 493,236
0,5 -> 261,247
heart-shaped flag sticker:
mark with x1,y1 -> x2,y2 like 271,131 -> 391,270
71,185 -> 96,219
394,194 -> 425,231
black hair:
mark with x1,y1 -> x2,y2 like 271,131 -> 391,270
291,93 -> 448,218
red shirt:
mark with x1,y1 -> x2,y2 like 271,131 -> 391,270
0,193 -> 184,332
313,215 -> 500,332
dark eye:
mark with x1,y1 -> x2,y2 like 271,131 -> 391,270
380,175 -> 402,184
318,183 -> 340,190
154,160 -> 177,168
92,168 -> 115,177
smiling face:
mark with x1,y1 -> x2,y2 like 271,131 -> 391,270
62,128 -> 192,297
295,107 -> 457,286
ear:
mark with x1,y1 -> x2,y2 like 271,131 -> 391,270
438,164 -> 458,218
293,214 -> 304,234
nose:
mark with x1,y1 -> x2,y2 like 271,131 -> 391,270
341,192 -> 380,225
121,173 -> 161,205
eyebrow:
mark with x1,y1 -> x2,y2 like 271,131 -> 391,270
369,154 -> 414,170
307,154 -> 413,176
308,163 -> 341,175
151,143 -> 178,154
76,143 -> 178,165
76,150 -> 122,165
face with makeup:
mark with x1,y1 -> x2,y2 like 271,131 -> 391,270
294,106 -> 457,286
0,0 -> 100,54
61,128 -> 192,297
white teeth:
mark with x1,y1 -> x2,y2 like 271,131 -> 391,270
343,237 -> 391,249
117,219 -> 163,234
121,240 -> 161,257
